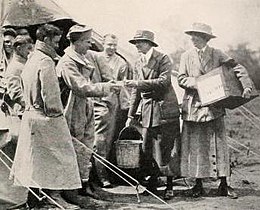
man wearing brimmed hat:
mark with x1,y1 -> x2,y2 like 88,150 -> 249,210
178,22 -> 253,199
125,30 -> 180,198
56,24 -> 121,200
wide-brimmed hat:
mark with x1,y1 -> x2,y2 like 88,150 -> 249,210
67,24 -> 92,39
185,22 -> 216,39
129,30 -> 158,47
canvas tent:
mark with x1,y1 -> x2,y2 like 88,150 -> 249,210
0,0 -> 104,207
1,0 -> 104,54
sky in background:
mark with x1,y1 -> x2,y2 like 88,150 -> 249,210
55,0 -> 260,55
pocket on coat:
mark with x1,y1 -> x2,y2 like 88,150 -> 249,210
159,101 -> 180,120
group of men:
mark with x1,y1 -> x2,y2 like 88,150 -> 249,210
0,21 -> 253,209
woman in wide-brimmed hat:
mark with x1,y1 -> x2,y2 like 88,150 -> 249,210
178,22 -> 253,199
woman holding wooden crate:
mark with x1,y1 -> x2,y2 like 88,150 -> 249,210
178,22 -> 253,199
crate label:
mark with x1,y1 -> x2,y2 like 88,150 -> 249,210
198,74 -> 225,104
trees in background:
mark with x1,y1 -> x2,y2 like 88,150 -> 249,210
227,43 -> 260,90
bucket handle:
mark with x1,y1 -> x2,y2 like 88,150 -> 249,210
118,126 -> 143,141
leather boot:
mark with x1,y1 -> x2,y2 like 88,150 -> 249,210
191,178 -> 205,197
79,181 -> 101,200
48,190 -> 80,209
217,178 -> 238,199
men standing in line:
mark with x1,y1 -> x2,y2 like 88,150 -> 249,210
91,34 -> 132,188
56,25 -> 121,198
124,30 -> 180,198
178,22 -> 252,199
11,24 -> 81,209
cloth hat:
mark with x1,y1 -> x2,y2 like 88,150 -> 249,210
13,35 -> 33,47
129,30 -> 158,47
66,24 -> 92,39
185,22 -> 216,39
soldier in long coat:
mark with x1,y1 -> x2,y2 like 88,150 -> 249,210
56,25 -> 120,198
125,30 -> 180,198
11,24 -> 81,209
178,22 -> 253,199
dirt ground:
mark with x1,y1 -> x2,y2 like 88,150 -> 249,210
74,163 -> 260,210
1,96 -> 260,210
2,157 -> 260,210
15,162 -> 258,210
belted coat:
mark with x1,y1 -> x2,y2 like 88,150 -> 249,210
128,49 -> 180,127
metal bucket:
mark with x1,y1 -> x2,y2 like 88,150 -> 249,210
115,126 -> 143,169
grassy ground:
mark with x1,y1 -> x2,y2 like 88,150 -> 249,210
225,91 -> 260,166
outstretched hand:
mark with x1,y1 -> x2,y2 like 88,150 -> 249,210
242,87 -> 251,99
124,80 -> 138,88
108,80 -> 122,94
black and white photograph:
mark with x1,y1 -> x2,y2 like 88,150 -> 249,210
0,0 -> 260,209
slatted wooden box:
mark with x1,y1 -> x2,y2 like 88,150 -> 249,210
197,66 -> 258,109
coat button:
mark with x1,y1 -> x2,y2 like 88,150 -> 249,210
212,155 -> 216,158
213,162 -> 216,165
213,169 -> 217,172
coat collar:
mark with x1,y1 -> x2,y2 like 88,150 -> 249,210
137,49 -> 161,79
146,49 -> 161,69
13,53 -> 27,64
64,46 -> 92,67
201,45 -> 213,68
191,46 -> 213,73
35,40 -> 58,60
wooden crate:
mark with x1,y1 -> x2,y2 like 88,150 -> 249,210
197,66 -> 258,109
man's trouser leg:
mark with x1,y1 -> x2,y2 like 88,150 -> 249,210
94,102 -> 117,185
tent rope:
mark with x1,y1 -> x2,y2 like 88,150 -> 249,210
89,148 -> 176,210
0,149 -> 65,209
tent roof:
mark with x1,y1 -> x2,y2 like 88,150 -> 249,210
0,0 -> 104,52
2,0 -> 72,27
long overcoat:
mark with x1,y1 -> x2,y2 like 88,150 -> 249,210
178,46 -> 253,178
11,41 -> 81,189
56,47 -> 109,180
